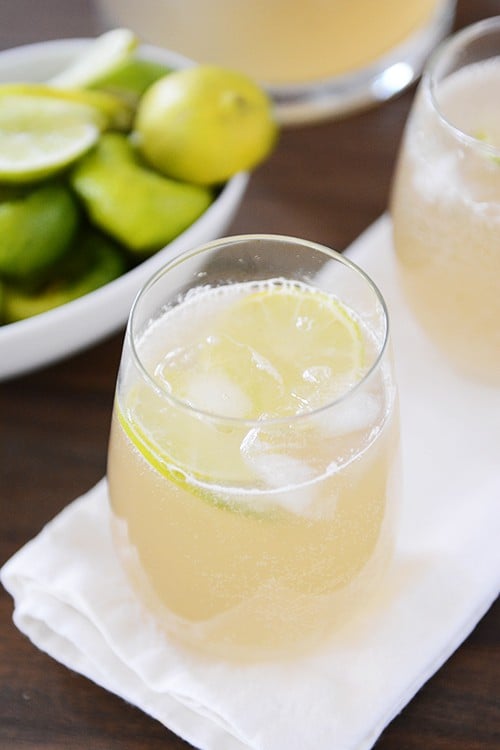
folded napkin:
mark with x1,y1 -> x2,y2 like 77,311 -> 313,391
2,215 -> 500,750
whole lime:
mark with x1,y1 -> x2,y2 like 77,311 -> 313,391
0,182 -> 79,280
133,65 -> 278,185
3,229 -> 125,322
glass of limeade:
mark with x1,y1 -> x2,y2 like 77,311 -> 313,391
107,235 -> 400,659
95,0 -> 455,125
391,17 -> 500,385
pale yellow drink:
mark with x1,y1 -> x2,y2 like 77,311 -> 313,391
391,54 -> 500,383
97,0 -> 445,85
108,267 -> 399,658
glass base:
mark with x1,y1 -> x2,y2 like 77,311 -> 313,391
270,0 -> 456,126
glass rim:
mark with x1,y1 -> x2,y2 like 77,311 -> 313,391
424,15 -> 500,158
126,233 -> 390,427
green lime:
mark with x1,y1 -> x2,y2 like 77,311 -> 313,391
0,93 -> 103,183
134,65 -> 278,185
3,229 -> 126,322
0,280 -> 4,324
91,57 -> 172,106
70,133 -> 213,254
48,28 -> 138,89
0,82 -> 133,131
0,182 -> 79,280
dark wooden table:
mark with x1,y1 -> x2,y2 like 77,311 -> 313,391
1,1 -> 499,748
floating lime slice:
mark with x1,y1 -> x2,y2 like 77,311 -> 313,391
118,282 -> 366,515
160,283 -> 366,418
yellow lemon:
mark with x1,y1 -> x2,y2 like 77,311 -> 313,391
158,282 -> 366,418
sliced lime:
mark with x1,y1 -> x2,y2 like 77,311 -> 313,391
117,281 -> 366,516
116,404 -> 283,520
0,94 -> 102,183
48,28 -> 138,89
160,283 -> 366,418
0,82 -> 132,131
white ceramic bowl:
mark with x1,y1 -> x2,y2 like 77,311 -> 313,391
0,39 -> 249,380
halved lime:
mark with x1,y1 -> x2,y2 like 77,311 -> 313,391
0,82 -> 132,131
0,94 -> 102,183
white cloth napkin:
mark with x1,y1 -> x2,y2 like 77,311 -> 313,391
2,215 -> 500,750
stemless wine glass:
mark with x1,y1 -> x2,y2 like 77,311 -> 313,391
107,235 -> 400,659
95,0 -> 455,125
391,17 -> 500,385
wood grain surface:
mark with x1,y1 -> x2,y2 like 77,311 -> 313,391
1,1 -> 498,748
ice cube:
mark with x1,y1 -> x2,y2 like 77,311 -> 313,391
240,427 -> 321,515
316,391 -> 381,436
185,372 -> 253,418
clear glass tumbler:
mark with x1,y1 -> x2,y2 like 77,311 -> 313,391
107,235 -> 400,659
95,0 -> 455,125
391,17 -> 500,384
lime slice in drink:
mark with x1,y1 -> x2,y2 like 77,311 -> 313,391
159,282 -> 366,419
119,281 -> 366,511
0,93 -> 103,183
48,28 -> 138,89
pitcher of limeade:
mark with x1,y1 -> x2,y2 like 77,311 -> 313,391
95,0 -> 456,123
